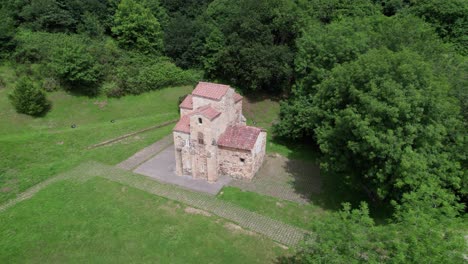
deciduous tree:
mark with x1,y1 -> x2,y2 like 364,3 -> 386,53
112,0 -> 163,54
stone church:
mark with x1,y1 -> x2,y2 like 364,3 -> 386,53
173,82 -> 266,182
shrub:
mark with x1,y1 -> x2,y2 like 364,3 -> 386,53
9,77 -> 50,116
116,55 -> 200,95
101,81 -> 124,98
48,40 -> 102,95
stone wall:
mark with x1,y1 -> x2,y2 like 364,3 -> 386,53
189,113 -> 219,182
217,146 -> 255,179
252,131 -> 267,175
173,132 -> 192,175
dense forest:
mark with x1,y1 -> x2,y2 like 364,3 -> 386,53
0,0 -> 466,262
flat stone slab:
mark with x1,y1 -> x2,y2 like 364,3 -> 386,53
133,145 -> 231,195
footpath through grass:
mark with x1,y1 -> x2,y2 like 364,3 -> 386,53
0,177 -> 284,263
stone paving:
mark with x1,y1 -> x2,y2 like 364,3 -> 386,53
229,154 -> 322,203
134,145 -> 231,195
0,161 -> 307,246
116,134 -> 173,170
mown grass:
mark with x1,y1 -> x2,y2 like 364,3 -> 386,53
0,177 -> 284,263
0,67 -> 193,203
218,187 -> 327,231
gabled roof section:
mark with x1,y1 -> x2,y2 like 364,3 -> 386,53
196,105 -> 221,121
218,125 -> 262,151
173,106 -> 221,134
192,82 -> 230,101
173,115 -> 190,134
234,93 -> 243,103
179,95 -> 193,109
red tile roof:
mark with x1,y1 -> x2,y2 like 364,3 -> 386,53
218,125 -> 261,151
196,105 -> 221,120
173,106 -> 221,134
192,82 -> 230,101
234,93 -> 243,103
179,95 -> 193,109
173,115 -> 190,134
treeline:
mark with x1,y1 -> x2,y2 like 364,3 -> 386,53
0,0 -> 467,262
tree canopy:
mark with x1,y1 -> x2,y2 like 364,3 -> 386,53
112,0 -> 164,54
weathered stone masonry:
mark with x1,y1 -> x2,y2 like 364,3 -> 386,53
173,82 -> 266,182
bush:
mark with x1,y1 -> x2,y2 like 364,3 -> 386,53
101,81 -> 124,98
9,77 -> 50,116
48,39 -> 102,95
116,55 -> 201,95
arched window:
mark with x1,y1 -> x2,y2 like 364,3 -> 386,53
198,132 -> 204,145
198,117 -> 203,124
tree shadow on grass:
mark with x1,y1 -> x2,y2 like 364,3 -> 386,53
278,138 -> 394,221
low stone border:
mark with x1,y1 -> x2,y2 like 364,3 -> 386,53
87,119 -> 178,149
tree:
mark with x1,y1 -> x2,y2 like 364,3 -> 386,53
48,39 -> 102,95
19,0 -> 77,32
287,49 -> 464,207
408,0 -> 468,55
279,202 -> 465,263
299,0 -> 381,24
195,0 -> 299,92
9,77 -> 50,116
0,8 -> 16,56
292,15 -> 449,95
112,0 -> 163,54
77,12 -> 105,38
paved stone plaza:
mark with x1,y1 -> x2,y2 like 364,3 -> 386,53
133,145 -> 232,195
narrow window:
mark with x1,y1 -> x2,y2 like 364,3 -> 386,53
198,117 -> 203,124
240,158 -> 245,163
198,132 -> 204,145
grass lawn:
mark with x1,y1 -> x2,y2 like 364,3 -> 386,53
218,187 -> 327,231
0,177 -> 284,263
0,65 -> 193,203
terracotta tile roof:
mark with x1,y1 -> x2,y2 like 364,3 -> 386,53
196,105 -> 221,121
218,125 -> 261,151
173,106 -> 221,134
173,115 -> 190,134
179,95 -> 193,109
192,82 -> 230,101
234,93 -> 243,103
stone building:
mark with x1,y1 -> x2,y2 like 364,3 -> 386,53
173,82 -> 266,182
